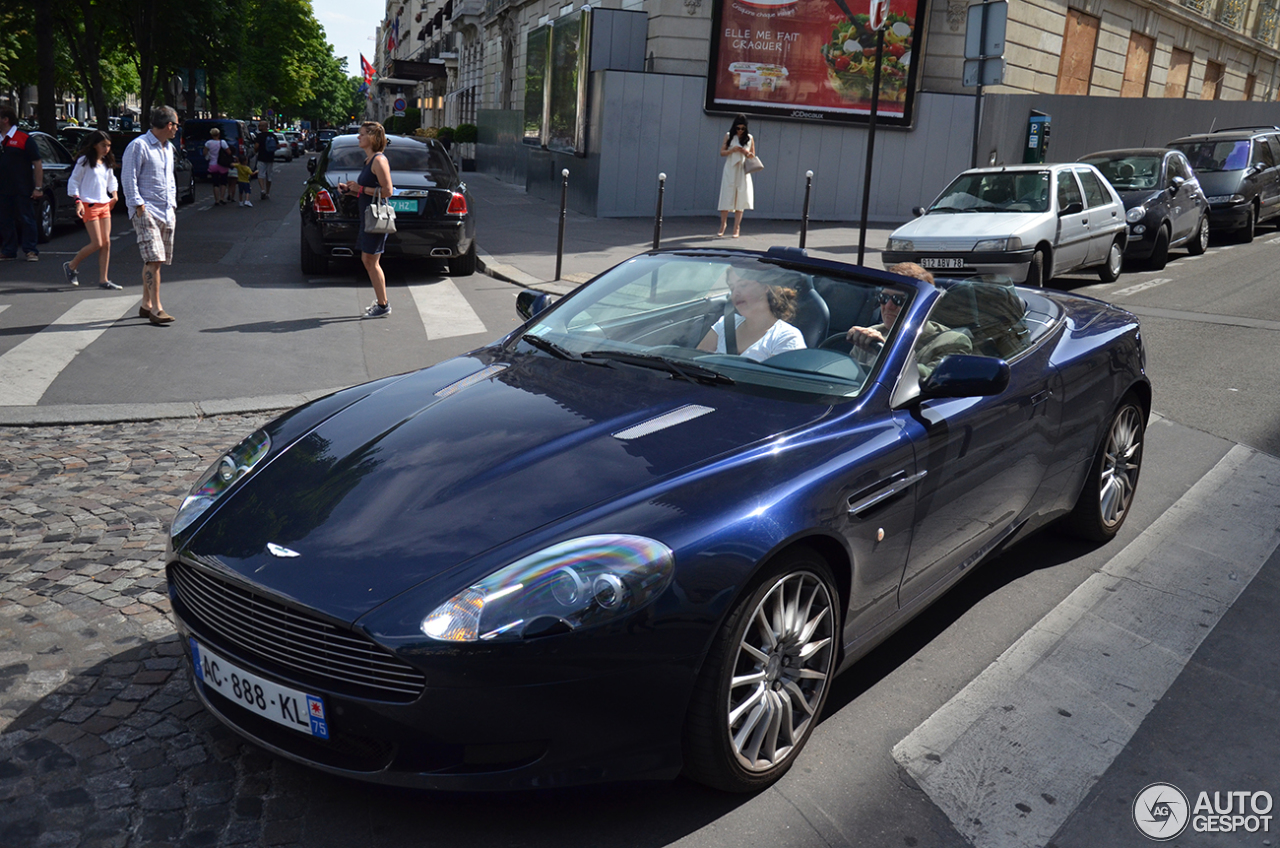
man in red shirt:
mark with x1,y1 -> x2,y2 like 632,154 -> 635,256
0,106 -> 43,261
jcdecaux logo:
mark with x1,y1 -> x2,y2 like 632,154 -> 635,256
1133,783 -> 1273,840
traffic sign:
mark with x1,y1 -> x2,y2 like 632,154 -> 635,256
965,0 -> 1007,59
963,58 -> 1006,87
393,97 -> 407,112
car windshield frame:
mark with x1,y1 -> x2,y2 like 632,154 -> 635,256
1170,139 -> 1252,173
1082,154 -> 1165,190
517,253 -> 911,402
928,170 -> 1051,214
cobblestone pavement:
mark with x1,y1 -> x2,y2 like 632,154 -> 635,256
0,416 -> 738,848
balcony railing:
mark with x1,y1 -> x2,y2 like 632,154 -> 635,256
1218,0 -> 1247,28
1259,0 -> 1280,42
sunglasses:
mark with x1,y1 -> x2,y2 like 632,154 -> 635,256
877,292 -> 907,306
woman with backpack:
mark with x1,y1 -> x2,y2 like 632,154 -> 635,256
204,127 -> 232,205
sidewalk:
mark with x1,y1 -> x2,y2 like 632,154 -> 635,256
463,170 -> 900,294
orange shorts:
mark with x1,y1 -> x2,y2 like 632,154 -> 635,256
82,202 -> 112,222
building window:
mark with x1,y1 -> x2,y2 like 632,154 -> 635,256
1246,72 -> 1257,99
1057,8 -> 1100,95
1202,59 -> 1224,99
1258,0 -> 1280,44
1219,0 -> 1247,29
1167,48 -> 1193,97
1121,32 -> 1154,97
1182,0 -> 1207,12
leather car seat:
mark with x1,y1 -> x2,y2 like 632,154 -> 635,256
789,277 -> 830,348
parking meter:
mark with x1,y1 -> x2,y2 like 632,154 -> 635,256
1023,111 -> 1050,163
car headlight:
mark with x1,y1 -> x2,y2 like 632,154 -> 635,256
1205,194 -> 1245,204
973,237 -> 1021,251
421,535 -> 675,642
171,430 -> 271,536
1126,205 -> 1146,223
887,237 -> 913,251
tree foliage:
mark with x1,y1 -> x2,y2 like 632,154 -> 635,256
2,0 -> 351,127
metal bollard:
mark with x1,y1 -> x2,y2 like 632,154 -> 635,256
800,170 -> 813,249
555,168 -> 569,281
653,172 -> 666,250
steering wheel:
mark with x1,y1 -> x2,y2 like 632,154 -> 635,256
820,333 -> 883,356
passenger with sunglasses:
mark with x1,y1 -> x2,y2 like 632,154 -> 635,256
847,262 -> 971,378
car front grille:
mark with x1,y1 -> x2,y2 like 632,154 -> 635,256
168,561 -> 426,702
918,239 -> 979,252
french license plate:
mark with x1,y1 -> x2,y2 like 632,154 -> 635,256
387,197 -> 418,213
920,257 -> 965,269
190,639 -> 329,739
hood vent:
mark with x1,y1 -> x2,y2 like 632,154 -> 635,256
614,404 -> 715,440
434,364 -> 509,399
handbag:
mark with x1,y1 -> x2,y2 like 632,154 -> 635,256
744,153 -> 765,175
363,188 -> 397,235
216,142 -> 232,169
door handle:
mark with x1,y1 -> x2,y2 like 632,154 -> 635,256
847,470 -> 928,516
1031,389 -> 1052,407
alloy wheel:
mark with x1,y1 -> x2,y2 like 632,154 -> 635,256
1099,403 -> 1143,529
726,570 -> 834,772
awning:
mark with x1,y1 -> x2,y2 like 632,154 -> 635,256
390,59 -> 448,81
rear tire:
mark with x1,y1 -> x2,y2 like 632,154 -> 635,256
1097,239 -> 1123,283
682,548 -> 839,793
1063,394 -> 1145,542
448,242 -> 477,276
1147,226 -> 1169,270
37,197 -> 53,243
300,227 -> 327,275
1187,214 -> 1209,255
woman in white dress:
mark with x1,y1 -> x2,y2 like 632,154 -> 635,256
698,267 -> 805,362
717,114 -> 755,238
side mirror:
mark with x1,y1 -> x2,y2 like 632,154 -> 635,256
307,158 -> 316,174
1171,175 -> 1186,189
919,355 -> 1010,399
912,205 -> 926,217
1060,201 -> 1085,216
516,290 -> 555,321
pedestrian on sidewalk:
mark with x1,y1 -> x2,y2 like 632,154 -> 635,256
0,104 -> 43,262
717,114 -> 755,239
63,130 -> 121,289
256,120 -> 276,199
122,106 -> 179,326
204,127 -> 231,206
337,121 -> 394,318
233,154 -> 257,207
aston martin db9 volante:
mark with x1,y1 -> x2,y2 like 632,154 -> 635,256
166,247 -> 1149,792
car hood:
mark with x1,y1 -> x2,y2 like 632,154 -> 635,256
894,211 -> 1048,241
1195,171 -> 1247,196
182,352 -> 831,620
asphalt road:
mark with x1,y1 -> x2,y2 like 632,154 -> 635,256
2,175 -> 1280,847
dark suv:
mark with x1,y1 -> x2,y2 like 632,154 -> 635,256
182,118 -> 254,179
1168,127 -> 1280,242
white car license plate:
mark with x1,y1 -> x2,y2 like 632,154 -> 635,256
387,197 -> 418,213
920,257 -> 965,269
190,639 -> 329,739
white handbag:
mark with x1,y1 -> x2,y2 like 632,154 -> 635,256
364,188 -> 397,235
744,153 -> 765,175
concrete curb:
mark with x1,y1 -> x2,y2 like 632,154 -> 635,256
477,246 -> 580,296
0,388 -> 347,427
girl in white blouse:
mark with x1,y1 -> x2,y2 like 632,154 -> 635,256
698,267 -> 805,362
63,131 -> 120,289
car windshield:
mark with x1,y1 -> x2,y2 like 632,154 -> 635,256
1083,155 -> 1163,189
1170,140 -> 1250,172
929,172 -> 1050,213
326,142 -> 453,173
521,254 -> 904,400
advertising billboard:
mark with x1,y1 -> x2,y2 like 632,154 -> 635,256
705,0 -> 930,126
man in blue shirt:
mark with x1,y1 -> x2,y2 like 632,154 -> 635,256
122,106 -> 179,325
0,105 -> 43,261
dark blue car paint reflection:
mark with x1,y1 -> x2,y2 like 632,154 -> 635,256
166,248 -> 1150,792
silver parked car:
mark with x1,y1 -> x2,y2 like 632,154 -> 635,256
883,163 -> 1128,287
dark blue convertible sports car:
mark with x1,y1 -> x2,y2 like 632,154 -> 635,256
166,248 -> 1149,792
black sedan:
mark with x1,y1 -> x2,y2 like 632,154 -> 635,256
166,247 -> 1149,792
1082,148 -> 1209,269
27,132 -> 78,242
299,133 -> 476,276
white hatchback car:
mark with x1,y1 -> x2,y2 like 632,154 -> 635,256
883,163 -> 1128,287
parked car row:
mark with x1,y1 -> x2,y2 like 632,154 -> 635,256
886,126 -> 1280,285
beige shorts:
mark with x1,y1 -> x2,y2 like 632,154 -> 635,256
132,210 -> 175,265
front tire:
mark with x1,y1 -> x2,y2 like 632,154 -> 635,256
1147,226 -> 1169,270
1098,239 -> 1123,282
683,549 -> 839,793
37,197 -> 53,243
1064,395 -> 1145,542
1235,206 -> 1256,243
1025,248 -> 1047,288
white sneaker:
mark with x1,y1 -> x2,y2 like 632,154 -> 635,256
243,200 -> 253,207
